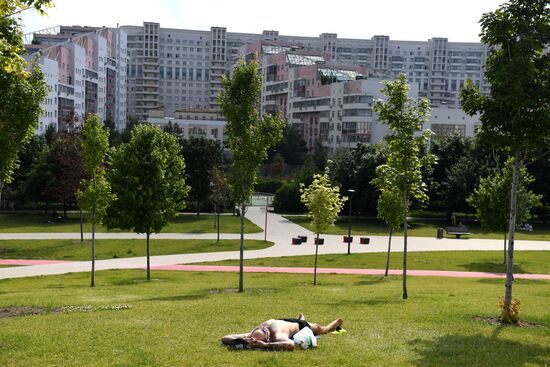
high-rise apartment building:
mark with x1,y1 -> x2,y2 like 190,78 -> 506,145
118,22 -> 488,120
25,26 -> 128,133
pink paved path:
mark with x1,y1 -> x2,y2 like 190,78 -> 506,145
151,264 -> 550,280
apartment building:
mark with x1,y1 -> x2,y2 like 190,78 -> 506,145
25,26 -> 128,132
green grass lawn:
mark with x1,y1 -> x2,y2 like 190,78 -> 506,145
285,216 -> 550,241
0,239 -> 272,261
201,251 -> 550,275
0,270 -> 548,366
0,213 -> 261,233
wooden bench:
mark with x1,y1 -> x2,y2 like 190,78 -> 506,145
445,226 -> 471,238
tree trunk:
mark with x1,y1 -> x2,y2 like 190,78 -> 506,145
63,202 -> 67,218
146,232 -> 151,281
238,203 -> 245,292
385,227 -> 393,277
0,179 -> 3,207
216,206 -> 220,243
504,155 -> 521,318
90,214 -> 95,287
196,200 -> 200,216
45,201 -> 49,215
314,232 -> 320,286
80,209 -> 84,243
503,229 -> 507,265
402,179 -> 408,300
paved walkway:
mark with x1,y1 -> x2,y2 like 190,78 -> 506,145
0,207 -> 548,280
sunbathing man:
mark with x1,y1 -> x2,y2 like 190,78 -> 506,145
221,314 -> 343,351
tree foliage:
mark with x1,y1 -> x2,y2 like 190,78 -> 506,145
333,143 -> 387,215
372,73 -> 435,299
468,160 -> 541,232
0,0 -> 50,201
179,137 -> 223,215
105,124 -> 190,280
300,164 -> 346,285
217,58 -> 285,292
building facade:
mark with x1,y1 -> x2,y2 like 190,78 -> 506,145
26,26 -> 128,133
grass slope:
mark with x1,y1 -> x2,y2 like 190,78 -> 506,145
0,213 -> 261,234
0,239 -> 272,261
202,251 -> 550,275
0,270 -> 548,366
285,216 -> 550,241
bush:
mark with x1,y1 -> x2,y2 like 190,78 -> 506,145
273,182 -> 306,213
255,178 -> 285,194
498,297 -> 521,324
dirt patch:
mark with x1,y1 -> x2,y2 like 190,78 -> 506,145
0,306 -> 45,318
472,316 -> 545,328
0,304 -> 132,318
208,288 -> 240,294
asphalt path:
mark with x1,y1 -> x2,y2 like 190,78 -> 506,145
0,207 -> 548,280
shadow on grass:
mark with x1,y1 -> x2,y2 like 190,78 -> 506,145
410,333 -> 550,367
143,294 -> 208,302
477,278 -> 547,285
354,276 -> 391,286
461,262 -> 529,274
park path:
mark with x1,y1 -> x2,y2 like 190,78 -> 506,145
0,207 -> 548,280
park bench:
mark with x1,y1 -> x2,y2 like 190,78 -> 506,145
445,225 -> 471,239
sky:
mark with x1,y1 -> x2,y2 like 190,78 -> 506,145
22,0 -> 505,42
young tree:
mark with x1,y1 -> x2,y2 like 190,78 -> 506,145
375,188 -> 403,277
179,138 -> 223,215
210,166 -> 228,243
105,125 -> 190,281
468,160 -> 541,264
218,58 -> 285,292
300,164 -> 347,286
460,0 -> 550,322
372,74 -> 435,299
77,115 -> 115,287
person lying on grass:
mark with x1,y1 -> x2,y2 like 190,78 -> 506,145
221,314 -> 343,351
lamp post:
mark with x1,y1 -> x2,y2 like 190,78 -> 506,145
347,189 -> 355,255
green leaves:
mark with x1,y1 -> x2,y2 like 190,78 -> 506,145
461,0 -> 550,156
77,115 -> 113,224
300,165 -> 347,235
468,159 -> 542,232
372,74 -> 435,211
218,58 -> 286,205
105,125 -> 190,234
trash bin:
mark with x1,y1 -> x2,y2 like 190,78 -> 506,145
437,228 -> 444,239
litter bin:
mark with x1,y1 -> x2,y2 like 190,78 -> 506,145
437,228 -> 444,239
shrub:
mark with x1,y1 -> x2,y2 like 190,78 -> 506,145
273,182 -> 306,213
498,297 -> 521,324
255,178 -> 285,194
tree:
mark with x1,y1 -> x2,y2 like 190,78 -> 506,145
372,74 -> 435,300
468,160 -> 541,264
179,137 -> 223,215
77,115 -> 115,287
268,125 -> 308,165
218,58 -> 286,292
300,164 -> 346,286
41,133 -> 83,217
105,124 -> 190,281
333,143 -> 387,215
210,166 -> 228,243
375,188 -> 403,277
0,1 -> 51,203
460,0 -> 550,323
270,153 -> 286,178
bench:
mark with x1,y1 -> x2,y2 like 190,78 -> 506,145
445,226 -> 471,238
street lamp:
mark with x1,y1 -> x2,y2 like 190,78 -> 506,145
347,189 -> 355,255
